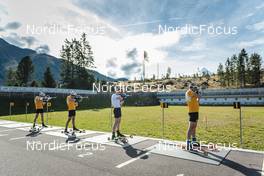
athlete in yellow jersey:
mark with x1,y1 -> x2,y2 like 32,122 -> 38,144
32,92 -> 48,128
185,83 -> 200,150
64,91 -> 79,133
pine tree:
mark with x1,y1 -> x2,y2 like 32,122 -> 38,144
60,39 -> 74,88
74,33 -> 95,89
166,67 -> 171,79
30,80 -> 39,87
250,53 -> 262,87
230,54 -> 238,86
217,63 -> 225,86
152,74 -> 156,80
42,67 -> 56,88
219,50 -> 263,88
79,33 -> 95,68
77,67 -> 95,89
60,33 -> 95,89
245,54 -> 252,85
225,58 -> 231,87
16,56 -> 34,86
237,49 -> 247,87
5,68 -> 17,86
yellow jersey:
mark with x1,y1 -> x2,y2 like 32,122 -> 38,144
67,95 -> 76,110
185,89 -> 199,113
35,96 -> 44,109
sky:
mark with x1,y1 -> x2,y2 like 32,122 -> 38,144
0,0 -> 264,79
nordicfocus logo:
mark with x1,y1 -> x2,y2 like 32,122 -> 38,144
157,141 -> 238,151
158,24 -> 238,36
26,140 -> 106,151
26,23 -> 106,36
93,83 -> 172,93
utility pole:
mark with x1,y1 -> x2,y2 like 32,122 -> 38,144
143,50 -> 149,83
143,58 -> 145,83
157,63 -> 159,80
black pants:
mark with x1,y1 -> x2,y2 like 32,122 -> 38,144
68,110 -> 76,117
113,108 -> 121,118
189,112 -> 199,122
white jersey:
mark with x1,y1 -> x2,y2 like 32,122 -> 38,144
111,93 -> 121,108
185,91 -> 191,103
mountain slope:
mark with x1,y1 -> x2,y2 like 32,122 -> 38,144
0,38 -> 36,81
0,38 -> 118,84
89,70 -> 116,82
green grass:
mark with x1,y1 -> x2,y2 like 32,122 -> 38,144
1,106 -> 263,151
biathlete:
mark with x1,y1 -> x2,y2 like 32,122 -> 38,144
185,83 -> 200,150
64,91 -> 80,133
32,92 -> 48,128
111,89 -> 125,140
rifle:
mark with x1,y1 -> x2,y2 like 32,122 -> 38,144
120,93 -> 130,100
74,95 -> 89,103
42,95 -> 57,102
192,86 -> 201,95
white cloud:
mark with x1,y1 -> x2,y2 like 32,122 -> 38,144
0,0 -> 123,54
247,21 -> 264,31
1,0 -> 222,79
256,2 -> 264,9
237,38 -> 264,48
178,37 -> 207,52
244,13 -> 254,18
148,54 -> 212,78
184,55 -> 206,61
0,3 -> 8,15
89,31 -> 181,78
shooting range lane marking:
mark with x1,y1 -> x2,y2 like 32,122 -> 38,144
0,121 -> 16,125
115,151 -> 151,168
9,136 -> 27,141
231,147 -> 264,154
77,152 -> 93,158
115,146 -> 154,168
44,130 -> 97,138
17,126 -> 63,132
82,133 -> 148,148
149,141 -> 230,165
262,158 -> 264,176
0,134 -> 8,137
0,129 -> 16,132
0,123 -> 32,128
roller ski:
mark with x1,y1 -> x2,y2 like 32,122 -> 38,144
107,136 -> 127,144
29,123 -> 47,133
184,141 -> 219,156
61,128 -> 85,134
29,125 -> 43,132
73,128 -> 86,133
116,136 -> 128,144
27,126 -> 42,136
117,131 -> 134,144
118,131 -> 133,139
187,146 -> 209,156
107,131 -> 133,144
64,130 -> 80,143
